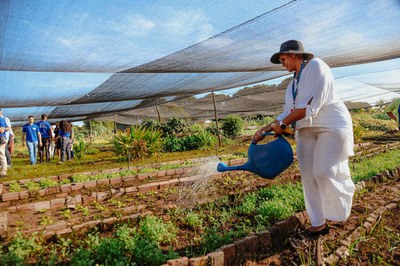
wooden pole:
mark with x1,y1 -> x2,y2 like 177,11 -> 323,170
155,105 -> 161,122
212,91 -> 222,147
89,120 -> 93,145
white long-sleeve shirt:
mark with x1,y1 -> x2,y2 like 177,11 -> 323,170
277,58 -> 353,132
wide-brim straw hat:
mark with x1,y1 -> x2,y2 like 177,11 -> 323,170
270,40 -> 314,64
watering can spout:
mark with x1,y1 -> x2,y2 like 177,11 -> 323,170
217,133 -> 293,179
217,162 -> 248,172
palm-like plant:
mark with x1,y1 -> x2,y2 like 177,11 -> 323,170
113,126 -> 162,166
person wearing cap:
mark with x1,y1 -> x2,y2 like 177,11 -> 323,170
253,40 -> 355,235
22,115 -> 42,165
36,114 -> 53,163
384,98 -> 400,130
0,109 -> 8,178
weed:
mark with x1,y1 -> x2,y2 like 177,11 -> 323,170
40,215 -> 55,226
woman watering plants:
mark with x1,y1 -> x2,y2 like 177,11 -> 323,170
253,40 -> 355,235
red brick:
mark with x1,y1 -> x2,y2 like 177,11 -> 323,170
159,180 -> 172,189
166,169 -> 176,176
109,177 -> 122,185
122,175 -> 136,182
51,198 -> 66,209
16,203 -> 35,212
125,186 -> 138,195
234,238 -> 248,257
60,184 -> 72,193
2,192 -> 19,201
137,183 -> 158,193
46,222 -> 67,231
97,178 -> 110,186
46,186 -> 61,195
34,201 -> 51,211
167,257 -> 189,266
19,191 -> 29,200
219,244 -> 236,265
157,170 -> 167,177
84,180 -> 97,189
245,235 -> 259,255
71,182 -> 84,191
256,230 -> 271,251
189,256 -> 208,266
137,173 -> 148,180
207,250 -> 224,266
96,192 -> 109,202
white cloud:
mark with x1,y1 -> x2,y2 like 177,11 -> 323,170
109,14 -> 155,37
162,9 -> 215,40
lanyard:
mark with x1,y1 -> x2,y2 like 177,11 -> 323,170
292,62 -> 305,106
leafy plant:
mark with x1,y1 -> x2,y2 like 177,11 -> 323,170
73,139 -> 89,160
113,126 -> 162,161
185,212 -> 204,230
139,215 -> 177,245
221,115 -> 243,138
9,182 -> 22,192
24,181 -> 41,191
39,177 -> 58,188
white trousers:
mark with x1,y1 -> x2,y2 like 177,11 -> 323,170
0,143 -> 7,175
296,127 -> 355,227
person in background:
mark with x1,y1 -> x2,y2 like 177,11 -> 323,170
49,124 -> 56,158
53,122 -> 62,159
0,110 -> 8,178
0,109 -> 14,167
58,120 -> 73,162
36,114 -> 53,163
384,98 -> 400,130
22,115 -> 42,165
253,40 -> 355,235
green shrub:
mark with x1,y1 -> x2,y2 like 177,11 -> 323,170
162,136 -> 184,152
141,119 -> 162,130
73,140 -> 89,160
221,115 -> 243,138
113,126 -> 162,161
162,117 -> 188,136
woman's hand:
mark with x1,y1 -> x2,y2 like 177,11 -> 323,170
253,129 -> 265,144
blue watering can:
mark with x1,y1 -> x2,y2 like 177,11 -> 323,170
217,132 -> 293,179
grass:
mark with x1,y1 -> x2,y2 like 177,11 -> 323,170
4,139 -> 249,182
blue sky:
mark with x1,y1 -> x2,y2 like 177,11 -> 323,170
1,0 -> 399,124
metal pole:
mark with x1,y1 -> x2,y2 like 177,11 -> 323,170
212,91 -> 222,147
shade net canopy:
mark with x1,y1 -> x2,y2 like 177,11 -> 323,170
0,0 -> 399,125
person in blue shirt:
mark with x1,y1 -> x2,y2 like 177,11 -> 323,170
0,110 -> 8,177
58,120 -> 73,162
22,116 -> 42,165
36,114 -> 53,163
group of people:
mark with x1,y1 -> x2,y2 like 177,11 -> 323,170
0,113 -> 74,178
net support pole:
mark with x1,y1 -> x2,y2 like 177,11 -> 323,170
155,105 -> 161,123
89,120 -> 93,145
212,91 -> 222,147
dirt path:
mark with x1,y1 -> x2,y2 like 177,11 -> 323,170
245,178 -> 400,265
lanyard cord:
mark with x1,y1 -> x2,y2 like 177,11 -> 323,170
292,62 -> 305,105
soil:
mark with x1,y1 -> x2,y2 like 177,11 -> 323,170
1,136 -> 400,265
